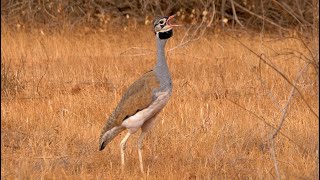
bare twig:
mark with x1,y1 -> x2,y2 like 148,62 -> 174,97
119,47 -> 154,56
34,155 -> 68,159
229,0 -> 243,27
260,0 -> 265,35
36,39 -> 50,95
232,1 -> 290,32
179,25 -> 193,44
272,0 -> 311,26
270,139 -> 281,180
42,0 -> 57,20
270,64 -> 309,140
227,34 -> 319,119
221,0 -> 226,28
226,97 -> 309,153
1,96 -> 50,100
168,1 -> 216,53
207,0 -> 216,27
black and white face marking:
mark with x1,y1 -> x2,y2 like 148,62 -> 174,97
159,19 -> 165,25
153,15 -> 175,39
158,29 -> 173,39
154,17 -> 169,32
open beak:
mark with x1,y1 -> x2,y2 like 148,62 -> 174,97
167,15 -> 180,27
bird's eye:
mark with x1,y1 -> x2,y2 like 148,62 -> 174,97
159,20 -> 165,24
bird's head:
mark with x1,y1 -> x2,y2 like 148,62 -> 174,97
153,15 -> 178,39
99,132 -> 112,151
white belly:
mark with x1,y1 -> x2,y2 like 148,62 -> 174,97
121,91 -> 171,133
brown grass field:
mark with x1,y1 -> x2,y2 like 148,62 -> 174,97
1,25 -> 319,179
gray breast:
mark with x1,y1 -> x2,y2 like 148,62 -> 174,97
154,67 -> 172,93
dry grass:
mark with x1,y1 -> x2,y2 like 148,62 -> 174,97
1,26 -> 318,179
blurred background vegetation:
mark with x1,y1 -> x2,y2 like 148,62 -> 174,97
1,0 -> 318,34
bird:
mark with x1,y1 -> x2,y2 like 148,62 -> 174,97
99,15 -> 178,173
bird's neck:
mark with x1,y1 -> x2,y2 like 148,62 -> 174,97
155,38 -> 168,68
154,37 -> 172,90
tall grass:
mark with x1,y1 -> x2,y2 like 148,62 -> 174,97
1,26 -> 318,179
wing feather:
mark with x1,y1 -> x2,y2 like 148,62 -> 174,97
100,70 -> 160,135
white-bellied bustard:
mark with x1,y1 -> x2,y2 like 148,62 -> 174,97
99,15 -> 177,173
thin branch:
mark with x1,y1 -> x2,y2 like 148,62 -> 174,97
272,0 -> 311,26
255,54 -> 283,111
227,34 -> 319,119
36,39 -> 50,95
226,97 -> 308,153
179,25 -> 193,44
270,139 -> 281,180
229,0 -> 243,27
34,155 -> 68,159
207,0 -> 216,27
295,34 -> 318,71
119,47 -> 154,56
270,64 -> 309,140
42,1 -> 57,20
120,53 -> 154,57
167,1 -> 216,53
221,0 -> 226,28
232,1 -> 290,32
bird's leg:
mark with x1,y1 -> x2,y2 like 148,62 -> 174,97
138,131 -> 146,173
137,115 -> 157,173
120,132 -> 131,169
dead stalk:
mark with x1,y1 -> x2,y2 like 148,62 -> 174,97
229,0 -> 243,27
228,34 -> 319,119
270,64 -> 309,140
168,1 -> 216,53
270,138 -> 281,180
